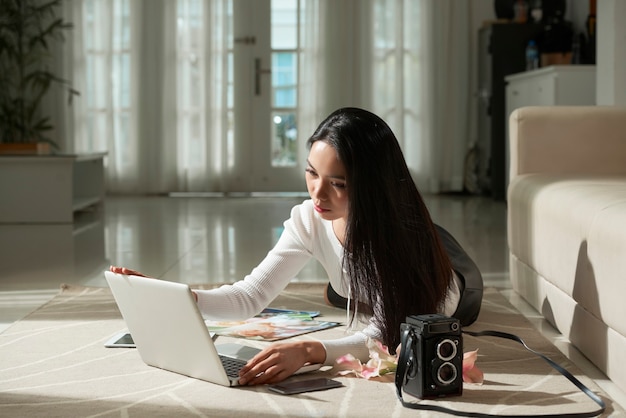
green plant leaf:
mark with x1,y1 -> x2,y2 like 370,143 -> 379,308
0,0 -> 77,145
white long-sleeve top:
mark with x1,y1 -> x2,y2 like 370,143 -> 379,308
195,199 -> 461,366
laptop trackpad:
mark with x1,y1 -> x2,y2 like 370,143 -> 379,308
216,343 -> 261,361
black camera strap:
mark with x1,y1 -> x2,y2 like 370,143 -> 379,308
395,328 -> 607,417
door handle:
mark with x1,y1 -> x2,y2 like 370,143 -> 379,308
234,36 -> 256,45
255,58 -> 271,96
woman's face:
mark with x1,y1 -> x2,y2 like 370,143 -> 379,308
305,140 -> 349,222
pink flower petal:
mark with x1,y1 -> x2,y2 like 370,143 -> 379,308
361,365 -> 380,379
335,340 -> 482,383
462,349 -> 484,384
463,349 -> 479,372
336,353 -> 360,366
463,365 -> 484,384
334,354 -> 365,377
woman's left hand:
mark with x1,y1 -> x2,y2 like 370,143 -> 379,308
238,341 -> 326,385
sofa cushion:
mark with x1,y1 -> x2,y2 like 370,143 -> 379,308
510,256 -> 626,396
587,200 -> 626,337
508,174 -> 626,337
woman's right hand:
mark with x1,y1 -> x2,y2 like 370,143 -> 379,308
109,265 -> 147,277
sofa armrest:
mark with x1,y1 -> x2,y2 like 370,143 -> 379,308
509,106 -> 626,182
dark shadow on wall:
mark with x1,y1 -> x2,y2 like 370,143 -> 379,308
571,240 -> 608,374
540,240 -> 608,374
541,296 -> 556,328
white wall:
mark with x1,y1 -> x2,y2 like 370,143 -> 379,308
597,0 -> 626,105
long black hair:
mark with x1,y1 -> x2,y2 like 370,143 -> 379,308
307,107 -> 453,351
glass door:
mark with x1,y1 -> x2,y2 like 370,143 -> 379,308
230,0 -> 306,192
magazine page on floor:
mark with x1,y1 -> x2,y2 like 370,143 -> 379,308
204,307 -> 340,341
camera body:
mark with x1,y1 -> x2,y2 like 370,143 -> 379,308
400,313 -> 463,399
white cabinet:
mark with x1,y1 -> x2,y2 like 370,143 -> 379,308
506,65 -> 596,111
0,153 -> 106,223
505,65 -> 596,187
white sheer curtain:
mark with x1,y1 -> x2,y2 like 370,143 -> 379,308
68,0 -> 229,193
422,0 -> 472,193
299,0 -> 473,194
63,0 -> 471,194
298,0 -> 371,119
69,0 -> 139,192
368,0 -> 428,189
367,0 -> 472,193
296,0 -> 325,150
172,0 -> 230,192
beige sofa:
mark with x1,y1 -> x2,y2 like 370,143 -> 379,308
507,106 -> 626,394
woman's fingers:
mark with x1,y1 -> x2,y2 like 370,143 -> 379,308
109,265 -> 147,277
239,345 -> 304,385
240,362 -> 282,385
239,354 -> 276,385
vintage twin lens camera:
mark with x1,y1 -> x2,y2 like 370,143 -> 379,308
400,313 -> 463,399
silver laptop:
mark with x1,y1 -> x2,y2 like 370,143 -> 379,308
104,271 -> 320,386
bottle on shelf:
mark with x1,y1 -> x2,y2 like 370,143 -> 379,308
525,40 -> 539,71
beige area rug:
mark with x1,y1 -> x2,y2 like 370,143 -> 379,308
0,283 -> 622,418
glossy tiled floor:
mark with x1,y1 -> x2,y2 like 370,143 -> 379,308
1,194 -> 624,409
0,193 -> 511,293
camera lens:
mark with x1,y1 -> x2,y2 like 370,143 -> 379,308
436,338 -> 457,361
437,362 -> 458,385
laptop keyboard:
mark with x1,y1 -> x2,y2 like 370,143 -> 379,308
219,355 -> 247,378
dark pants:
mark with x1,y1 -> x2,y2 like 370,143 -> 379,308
324,224 -> 483,327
